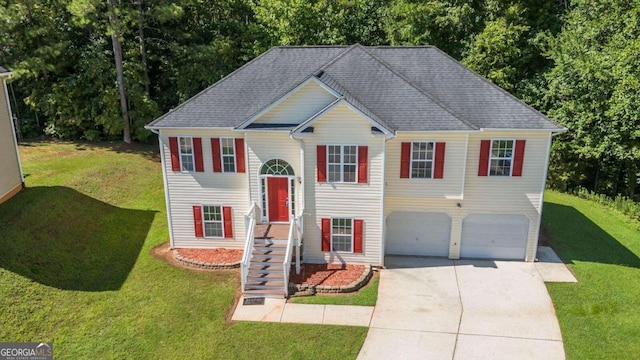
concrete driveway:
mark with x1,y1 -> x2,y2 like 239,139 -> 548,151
358,257 -> 565,360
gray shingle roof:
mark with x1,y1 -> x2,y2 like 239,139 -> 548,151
147,45 -> 562,131
0,66 -> 9,74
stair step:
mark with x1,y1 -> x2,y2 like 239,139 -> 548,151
247,276 -> 284,283
254,239 -> 288,246
246,280 -> 285,287
243,289 -> 285,297
248,265 -> 284,273
254,245 -> 287,251
247,272 -> 285,280
245,283 -> 285,290
251,253 -> 286,259
252,250 -> 287,256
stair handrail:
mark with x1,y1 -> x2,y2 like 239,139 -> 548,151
241,202 -> 258,293
282,215 -> 298,297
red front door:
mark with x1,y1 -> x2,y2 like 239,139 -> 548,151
267,177 -> 289,222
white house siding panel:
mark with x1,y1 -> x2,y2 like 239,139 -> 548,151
302,103 -> 384,265
0,80 -> 22,201
246,132 -> 302,222
160,129 -> 249,249
385,133 -> 466,199
456,131 -> 553,261
254,81 -> 337,125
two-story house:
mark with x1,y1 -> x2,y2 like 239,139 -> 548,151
146,45 -> 565,297
0,66 -> 24,204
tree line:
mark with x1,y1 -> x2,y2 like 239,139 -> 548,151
0,0 -> 637,198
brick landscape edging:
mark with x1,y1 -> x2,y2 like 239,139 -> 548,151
172,250 -> 241,269
291,265 -> 373,294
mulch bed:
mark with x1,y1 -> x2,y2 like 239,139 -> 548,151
289,263 -> 367,287
174,248 -> 243,264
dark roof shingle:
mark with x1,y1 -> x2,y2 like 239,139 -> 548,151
147,45 -> 562,131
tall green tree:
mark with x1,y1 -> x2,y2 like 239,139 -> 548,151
541,0 -> 640,197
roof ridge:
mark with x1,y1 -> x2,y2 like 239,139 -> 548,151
147,47 -> 279,128
427,47 -> 560,128
358,45 -> 478,130
313,44 -> 361,75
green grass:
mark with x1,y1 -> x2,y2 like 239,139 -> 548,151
0,141 -> 367,359
543,191 -> 640,360
290,275 -> 379,306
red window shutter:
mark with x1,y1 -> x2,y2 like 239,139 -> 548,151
400,142 -> 411,178
358,146 -> 368,183
317,145 -> 327,182
478,140 -> 491,176
169,137 -> 180,172
321,218 -> 331,252
512,140 -> 526,177
235,138 -> 245,173
193,206 -> 203,237
434,142 -> 446,179
353,219 -> 363,254
211,138 -> 222,173
193,137 -> 204,172
223,206 -> 233,238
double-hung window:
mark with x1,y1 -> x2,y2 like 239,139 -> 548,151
221,138 -> 236,173
202,205 -> 223,237
331,218 -> 353,252
489,140 -> 514,176
328,145 -> 357,183
410,141 -> 434,178
179,137 -> 194,172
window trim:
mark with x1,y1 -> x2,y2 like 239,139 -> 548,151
220,137 -> 237,173
489,139 -> 515,177
178,136 -> 195,173
330,217 -> 354,253
201,205 -> 225,238
409,141 -> 435,179
327,144 -> 358,183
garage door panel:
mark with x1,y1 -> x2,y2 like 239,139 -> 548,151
386,211 -> 451,257
461,214 -> 528,260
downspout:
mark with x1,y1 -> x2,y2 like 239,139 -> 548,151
379,131 -> 395,267
148,127 -> 175,249
290,133 -> 305,272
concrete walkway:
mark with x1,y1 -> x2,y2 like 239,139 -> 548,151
358,256 -> 567,360
232,298 -> 374,327
232,248 -> 575,359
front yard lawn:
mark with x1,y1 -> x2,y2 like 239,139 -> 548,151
0,141 -> 366,359
543,191 -> 640,359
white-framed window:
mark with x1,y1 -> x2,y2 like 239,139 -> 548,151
179,137 -> 194,172
331,218 -> 353,252
328,145 -> 357,183
221,138 -> 236,173
489,140 -> 514,176
410,141 -> 434,178
203,205 -> 223,237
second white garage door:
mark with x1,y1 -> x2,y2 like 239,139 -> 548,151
460,214 -> 529,260
386,211 -> 451,257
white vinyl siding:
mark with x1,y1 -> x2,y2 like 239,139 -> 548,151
304,103 -> 383,265
386,133 -> 466,199
160,129 -> 248,249
254,80 -> 338,125
0,79 -> 22,202
179,137 -> 194,172
489,139 -> 514,176
220,137 -> 236,173
411,141 -> 434,179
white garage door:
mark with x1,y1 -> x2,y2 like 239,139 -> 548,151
460,214 -> 529,260
386,211 -> 451,257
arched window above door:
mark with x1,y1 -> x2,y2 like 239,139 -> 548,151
260,159 -> 294,176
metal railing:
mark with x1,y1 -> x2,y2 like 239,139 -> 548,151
241,203 -> 258,293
